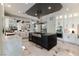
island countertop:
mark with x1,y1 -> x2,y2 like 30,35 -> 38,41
30,32 -> 55,36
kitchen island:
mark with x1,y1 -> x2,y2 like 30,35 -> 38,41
29,32 -> 57,50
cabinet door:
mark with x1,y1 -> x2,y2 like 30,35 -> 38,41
41,36 -> 48,48
77,24 -> 79,38
76,24 -> 79,44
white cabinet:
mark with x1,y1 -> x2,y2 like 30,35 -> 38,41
63,18 -> 79,45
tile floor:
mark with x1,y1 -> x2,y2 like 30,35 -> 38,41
22,38 -> 79,56
3,35 -> 23,56
1,35 -> 79,56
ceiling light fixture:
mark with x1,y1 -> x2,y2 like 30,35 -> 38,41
66,8 -> 69,11
68,52 -> 74,56
22,46 -> 26,50
7,4 -> 11,8
73,13 -> 78,17
64,15 -> 67,19
18,11 -> 21,13
48,6 -> 52,10
1,3 -> 3,6
35,13 -> 37,16
25,3 -> 29,4
59,15 -> 63,19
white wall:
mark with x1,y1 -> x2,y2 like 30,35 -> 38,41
0,4 -> 3,55
41,11 -> 56,34
42,3 -> 79,45
56,3 -> 79,45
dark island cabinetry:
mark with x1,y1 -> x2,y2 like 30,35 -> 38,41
29,32 -> 57,50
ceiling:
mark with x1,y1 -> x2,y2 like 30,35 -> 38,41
4,3 -> 79,19
26,3 -> 62,18
4,3 -> 35,18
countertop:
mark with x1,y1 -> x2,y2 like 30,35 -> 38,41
30,32 -> 56,37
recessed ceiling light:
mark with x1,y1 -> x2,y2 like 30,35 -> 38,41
64,15 -> 67,19
25,3 -> 29,4
35,13 -> 37,16
1,3 -> 3,6
66,8 -> 69,11
59,15 -> 63,19
68,52 -> 74,56
7,4 -> 11,8
48,6 -> 52,10
73,13 -> 78,16
18,11 -> 21,13
22,46 -> 26,50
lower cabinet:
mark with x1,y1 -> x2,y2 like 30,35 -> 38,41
29,33 -> 57,50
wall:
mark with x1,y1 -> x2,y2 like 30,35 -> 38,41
41,11 -> 56,34
42,3 -> 79,45
0,4 -> 3,55
55,3 -> 79,45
